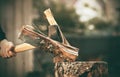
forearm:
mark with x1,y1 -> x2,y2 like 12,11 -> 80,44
0,27 -> 6,50
0,26 -> 6,41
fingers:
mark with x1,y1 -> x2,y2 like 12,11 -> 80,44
6,51 -> 16,58
0,39 -> 15,58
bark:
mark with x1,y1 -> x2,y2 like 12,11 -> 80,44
55,61 -> 108,77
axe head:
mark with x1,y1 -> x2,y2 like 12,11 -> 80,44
18,25 -> 44,47
18,9 -> 79,63
18,25 -> 79,62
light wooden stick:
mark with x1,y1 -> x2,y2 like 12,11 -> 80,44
44,8 -> 58,25
14,43 -> 36,53
0,43 -> 35,56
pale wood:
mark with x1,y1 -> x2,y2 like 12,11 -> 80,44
14,43 -> 36,53
44,8 -> 58,25
0,43 -> 35,57
44,8 -> 70,45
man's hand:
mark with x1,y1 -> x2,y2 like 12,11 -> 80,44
0,39 -> 15,58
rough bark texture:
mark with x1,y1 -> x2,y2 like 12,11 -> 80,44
55,61 -> 108,77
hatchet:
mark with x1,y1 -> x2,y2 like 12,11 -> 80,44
0,8 -> 79,62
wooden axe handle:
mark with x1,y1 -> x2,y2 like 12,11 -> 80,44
0,43 -> 36,56
14,43 -> 36,53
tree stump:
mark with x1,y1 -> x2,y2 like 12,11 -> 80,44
55,61 -> 108,77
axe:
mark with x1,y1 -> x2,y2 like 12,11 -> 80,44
0,8 -> 79,62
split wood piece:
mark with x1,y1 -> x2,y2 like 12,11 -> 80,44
44,8 -> 79,62
44,8 -> 70,45
55,61 -> 108,77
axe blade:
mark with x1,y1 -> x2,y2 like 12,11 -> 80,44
18,25 -> 44,47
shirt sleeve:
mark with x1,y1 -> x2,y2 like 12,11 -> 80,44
0,25 -> 6,41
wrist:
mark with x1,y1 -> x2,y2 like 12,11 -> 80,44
0,39 -> 8,46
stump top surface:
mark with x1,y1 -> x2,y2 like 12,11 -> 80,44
56,61 -> 107,64
55,61 -> 108,76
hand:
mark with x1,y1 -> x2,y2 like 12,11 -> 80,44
0,39 -> 16,58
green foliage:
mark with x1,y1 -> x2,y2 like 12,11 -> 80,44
88,17 -> 111,30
